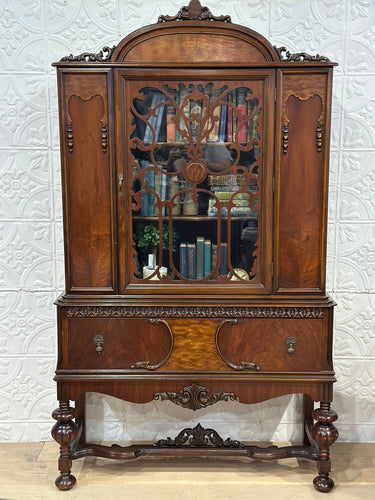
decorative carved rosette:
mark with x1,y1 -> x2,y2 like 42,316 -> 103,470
154,423 -> 243,448
158,0 -> 231,23
153,383 -> 238,411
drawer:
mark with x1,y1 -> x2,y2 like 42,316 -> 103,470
216,318 -> 324,372
63,318 -> 173,369
62,316 -> 324,373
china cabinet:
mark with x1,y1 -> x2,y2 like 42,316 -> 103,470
52,0 -> 338,492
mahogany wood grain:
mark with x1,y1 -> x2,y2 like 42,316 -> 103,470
60,72 -> 115,292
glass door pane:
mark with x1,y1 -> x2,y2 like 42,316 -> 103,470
126,79 -> 265,286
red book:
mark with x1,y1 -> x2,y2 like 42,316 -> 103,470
236,88 -> 248,144
166,89 -> 176,142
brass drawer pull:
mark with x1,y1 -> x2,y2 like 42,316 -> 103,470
215,319 -> 260,371
93,335 -> 104,355
286,337 -> 296,354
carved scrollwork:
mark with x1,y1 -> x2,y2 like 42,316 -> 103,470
66,305 -> 325,319
274,46 -> 330,63
282,123 -> 289,154
153,383 -> 238,411
101,123 -> 108,153
59,45 -> 117,63
154,423 -> 243,448
316,123 -> 323,152
158,0 -> 231,23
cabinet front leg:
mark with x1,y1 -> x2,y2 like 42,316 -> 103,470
51,401 -> 78,490
311,402 -> 338,493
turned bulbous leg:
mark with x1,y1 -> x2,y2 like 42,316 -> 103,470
311,402 -> 339,493
51,401 -> 78,490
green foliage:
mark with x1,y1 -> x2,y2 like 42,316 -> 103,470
133,222 -> 177,252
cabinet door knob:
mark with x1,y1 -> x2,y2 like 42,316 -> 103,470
93,335 -> 104,355
286,337 -> 296,354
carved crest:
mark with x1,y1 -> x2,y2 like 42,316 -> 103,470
154,423 -> 244,448
153,383 -> 238,411
158,0 -> 231,23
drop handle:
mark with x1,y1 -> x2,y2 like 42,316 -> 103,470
118,173 -> 124,196
94,335 -> 104,355
286,337 -> 296,354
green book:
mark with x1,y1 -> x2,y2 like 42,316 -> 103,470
204,239 -> 211,277
196,236 -> 204,280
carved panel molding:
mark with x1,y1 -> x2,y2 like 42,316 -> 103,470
154,423 -> 243,448
66,305 -> 325,319
60,45 -> 116,63
153,383 -> 238,411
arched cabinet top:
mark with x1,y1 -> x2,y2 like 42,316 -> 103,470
110,21 -> 278,65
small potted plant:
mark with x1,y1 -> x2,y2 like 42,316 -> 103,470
133,222 -> 177,271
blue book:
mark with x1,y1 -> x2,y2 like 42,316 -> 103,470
187,243 -> 196,280
219,242 -> 228,276
179,243 -> 187,277
144,90 -> 165,143
219,94 -> 228,142
147,169 -> 155,216
138,160 -> 150,216
204,239 -> 211,277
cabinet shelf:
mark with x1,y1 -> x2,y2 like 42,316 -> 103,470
132,215 -> 258,222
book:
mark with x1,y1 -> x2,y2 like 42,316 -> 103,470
204,239 -> 211,277
208,88 -> 222,141
147,168 -> 155,216
138,160 -> 151,216
144,90 -> 165,143
219,242 -> 228,276
166,89 -> 176,143
179,242 -> 187,277
227,91 -> 233,142
196,236 -> 204,280
236,87 -> 248,144
187,243 -> 197,280
211,243 -> 218,273
219,94 -> 228,142
179,84 -> 190,143
190,98 -> 202,143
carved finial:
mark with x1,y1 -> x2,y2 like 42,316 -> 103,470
158,0 -> 231,23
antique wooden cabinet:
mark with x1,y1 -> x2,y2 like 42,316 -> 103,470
52,0 -> 338,492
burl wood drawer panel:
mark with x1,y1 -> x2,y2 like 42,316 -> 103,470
215,318 -> 324,372
63,318 -> 172,369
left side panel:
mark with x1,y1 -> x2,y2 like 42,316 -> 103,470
58,69 -> 116,293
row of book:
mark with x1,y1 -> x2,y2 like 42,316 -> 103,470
179,238 -> 228,280
139,86 -> 260,145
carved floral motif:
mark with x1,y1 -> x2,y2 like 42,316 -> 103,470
153,383 -> 238,411
154,423 -> 243,448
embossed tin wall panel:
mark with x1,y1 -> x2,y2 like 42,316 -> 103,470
0,0 -> 374,443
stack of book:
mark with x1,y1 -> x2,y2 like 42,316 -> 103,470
179,238 -> 228,279
207,174 -> 257,217
138,160 -> 168,216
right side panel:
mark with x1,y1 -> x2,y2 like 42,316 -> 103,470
276,69 -> 333,293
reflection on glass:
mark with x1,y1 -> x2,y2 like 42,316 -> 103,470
129,82 -> 262,284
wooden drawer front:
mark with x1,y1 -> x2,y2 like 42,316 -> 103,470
217,318 -> 323,372
64,318 -> 172,369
